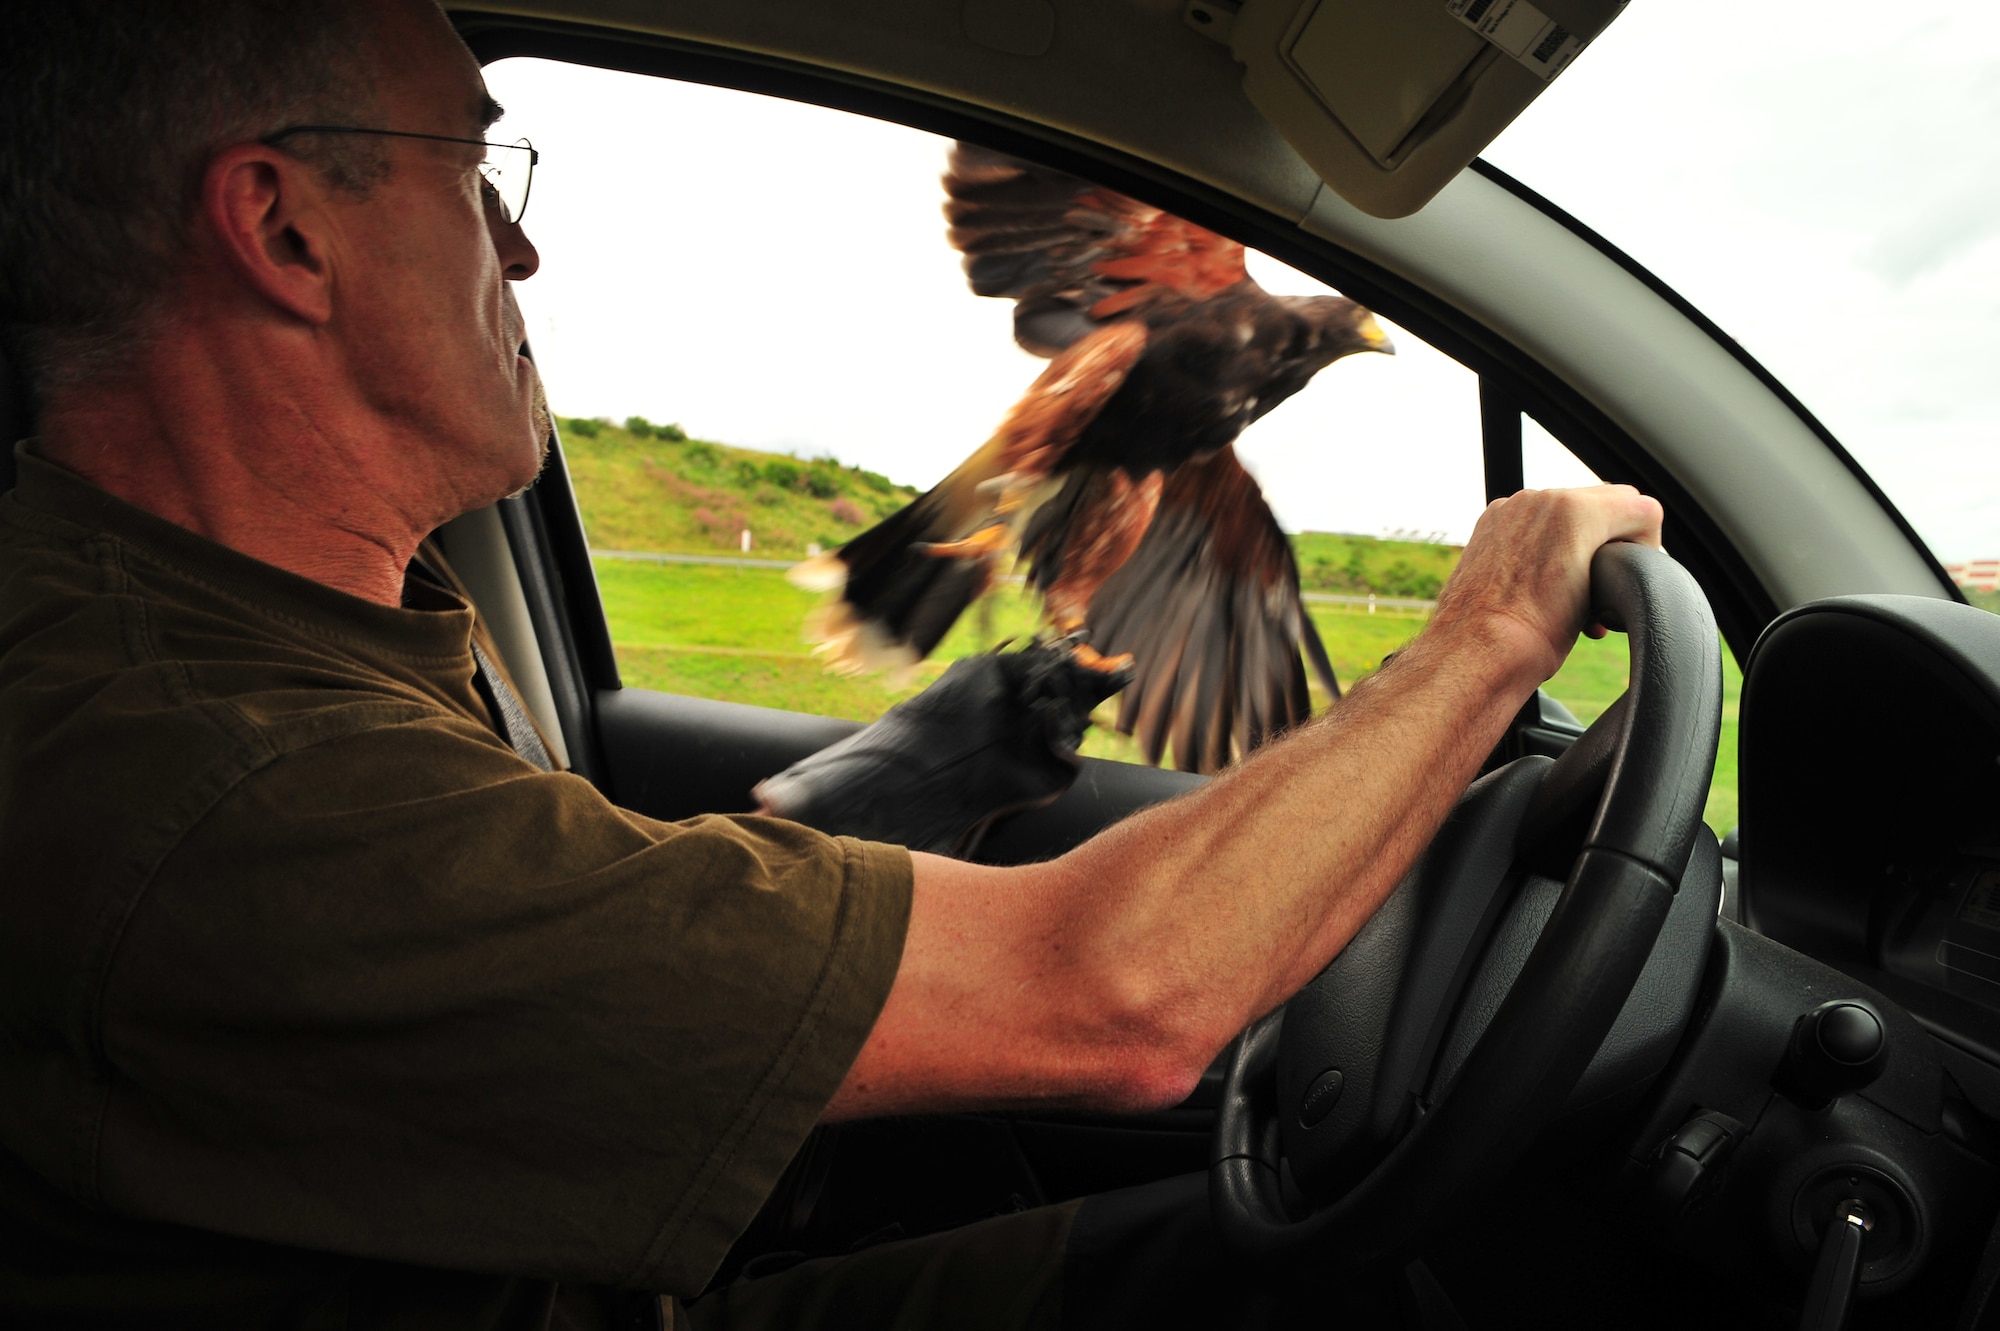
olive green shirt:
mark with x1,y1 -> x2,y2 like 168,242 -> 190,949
0,449 -> 913,1326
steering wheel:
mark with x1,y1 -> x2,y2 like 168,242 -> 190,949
1210,541 -> 1722,1269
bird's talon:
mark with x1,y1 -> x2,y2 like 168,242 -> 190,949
919,526 -> 1012,560
1069,642 -> 1133,674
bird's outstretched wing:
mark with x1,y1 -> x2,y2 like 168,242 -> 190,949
794,322 -> 1150,672
1079,446 -> 1340,774
943,142 -> 1252,357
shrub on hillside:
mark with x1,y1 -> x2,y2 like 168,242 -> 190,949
735,460 -> 760,487
805,463 -> 841,499
761,459 -> 801,490
1304,551 -> 1367,594
1301,544 -> 1448,599
691,506 -> 747,546
624,415 -> 654,438
683,441 -> 718,467
659,422 -> 688,442
850,466 -> 894,493
829,497 -> 866,526
565,416 -> 601,438
1376,559 -> 1443,600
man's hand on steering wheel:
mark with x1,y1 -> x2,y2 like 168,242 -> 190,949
1433,485 -> 1666,690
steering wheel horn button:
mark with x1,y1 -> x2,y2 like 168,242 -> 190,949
1299,1068 -> 1345,1127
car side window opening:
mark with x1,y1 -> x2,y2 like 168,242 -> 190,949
484,56 -> 1741,832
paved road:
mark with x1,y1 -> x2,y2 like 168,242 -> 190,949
589,548 -> 1437,611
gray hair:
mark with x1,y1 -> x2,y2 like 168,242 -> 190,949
0,0 -> 394,395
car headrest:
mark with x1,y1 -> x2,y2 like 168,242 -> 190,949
0,341 -> 27,492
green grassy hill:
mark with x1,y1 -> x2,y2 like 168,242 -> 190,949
557,415 -> 918,560
1293,531 -> 1460,599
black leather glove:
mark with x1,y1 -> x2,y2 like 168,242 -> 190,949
753,643 -> 1131,856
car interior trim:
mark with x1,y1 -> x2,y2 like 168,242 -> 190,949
435,501 -> 574,768
495,469 -> 610,784
1477,377 -> 1525,503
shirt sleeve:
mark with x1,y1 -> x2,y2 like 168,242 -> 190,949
93,709 -> 912,1295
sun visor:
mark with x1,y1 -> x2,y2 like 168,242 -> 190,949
1192,0 -> 1627,218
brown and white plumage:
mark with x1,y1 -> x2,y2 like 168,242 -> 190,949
1078,447 -> 1339,774
793,142 -> 1392,773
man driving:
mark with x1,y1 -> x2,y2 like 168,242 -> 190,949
0,1 -> 1662,1327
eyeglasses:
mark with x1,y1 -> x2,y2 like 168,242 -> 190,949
261,126 -> 538,225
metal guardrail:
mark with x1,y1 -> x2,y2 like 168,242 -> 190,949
591,548 -> 798,571
1301,591 -> 1437,611
590,549 -> 1439,611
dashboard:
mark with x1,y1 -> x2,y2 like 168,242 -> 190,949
1739,595 -> 2000,1015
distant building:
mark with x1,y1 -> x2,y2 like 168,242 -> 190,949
1945,559 -> 2000,592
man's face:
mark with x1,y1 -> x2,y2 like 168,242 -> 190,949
329,0 -> 549,525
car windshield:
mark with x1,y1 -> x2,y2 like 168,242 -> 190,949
1484,0 -> 2000,599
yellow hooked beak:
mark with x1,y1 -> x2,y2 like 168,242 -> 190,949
1358,313 -> 1395,355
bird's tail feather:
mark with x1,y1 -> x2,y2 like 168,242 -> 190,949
792,478 -> 1001,674
1299,612 -> 1341,701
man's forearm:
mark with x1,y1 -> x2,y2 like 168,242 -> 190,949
826,486 -> 1664,1122
1031,613 -> 1541,1104
826,616 -> 1534,1121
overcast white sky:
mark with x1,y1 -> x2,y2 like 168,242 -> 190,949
485,1 -> 1998,562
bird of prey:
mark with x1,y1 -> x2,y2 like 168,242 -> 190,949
791,142 -> 1393,774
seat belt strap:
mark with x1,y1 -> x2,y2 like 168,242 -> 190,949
470,640 -> 556,772
408,550 -> 556,773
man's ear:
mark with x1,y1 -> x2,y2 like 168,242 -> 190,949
199,145 -> 338,326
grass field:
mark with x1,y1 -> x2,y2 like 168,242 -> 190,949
591,556 -> 1745,835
